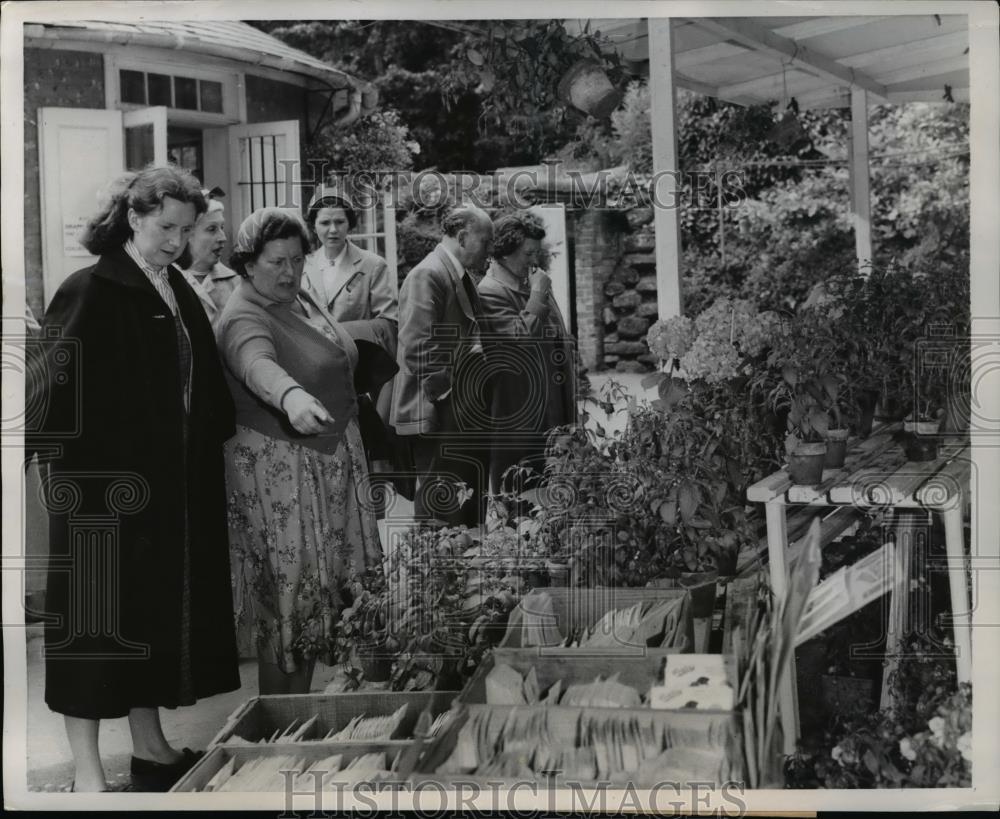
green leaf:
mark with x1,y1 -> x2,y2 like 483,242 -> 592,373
782,366 -> 798,387
863,749 -> 880,776
641,371 -> 665,390
808,408 -> 829,437
467,48 -> 485,66
678,482 -> 699,524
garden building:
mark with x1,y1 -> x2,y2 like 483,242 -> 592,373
22,19 -> 378,319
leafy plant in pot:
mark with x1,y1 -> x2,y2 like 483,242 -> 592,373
899,367 -> 947,462
771,369 -> 834,485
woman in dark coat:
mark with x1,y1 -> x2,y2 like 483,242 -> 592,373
477,211 -> 578,493
26,165 -> 240,791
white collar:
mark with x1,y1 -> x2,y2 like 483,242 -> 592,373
124,238 -> 167,277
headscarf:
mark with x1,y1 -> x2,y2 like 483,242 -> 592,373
233,207 -> 308,256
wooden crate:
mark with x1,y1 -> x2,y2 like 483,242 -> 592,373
405,703 -> 744,787
209,690 -> 460,747
172,741 -> 412,793
462,650 -> 738,705
498,587 -> 692,654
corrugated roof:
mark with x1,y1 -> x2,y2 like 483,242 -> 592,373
566,15 -> 969,109
26,19 -> 370,92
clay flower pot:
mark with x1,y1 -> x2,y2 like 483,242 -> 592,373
902,418 -> 942,462
679,569 -> 719,618
787,441 -> 828,486
557,60 -> 622,119
823,428 -> 850,469
546,560 -> 570,587
357,644 -> 392,682
857,390 -> 879,437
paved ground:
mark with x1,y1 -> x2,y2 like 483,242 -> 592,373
21,370 -> 657,791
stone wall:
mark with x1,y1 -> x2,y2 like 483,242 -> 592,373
602,207 -> 659,373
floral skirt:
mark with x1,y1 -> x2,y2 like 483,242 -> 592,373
225,421 -> 381,672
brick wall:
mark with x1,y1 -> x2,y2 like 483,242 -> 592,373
571,209 -> 622,370
23,48 -> 105,318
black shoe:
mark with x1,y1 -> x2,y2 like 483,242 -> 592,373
130,748 -> 203,792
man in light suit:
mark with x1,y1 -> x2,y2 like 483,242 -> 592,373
391,205 -> 494,526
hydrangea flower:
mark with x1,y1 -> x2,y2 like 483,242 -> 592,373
899,737 -> 917,761
646,315 -> 695,362
957,731 -> 972,761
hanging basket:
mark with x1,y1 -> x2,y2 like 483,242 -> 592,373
557,60 -> 622,119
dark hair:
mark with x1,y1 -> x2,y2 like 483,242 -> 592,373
491,211 -> 546,259
229,211 -> 311,277
80,165 -> 207,255
441,205 -> 490,239
305,195 -> 358,236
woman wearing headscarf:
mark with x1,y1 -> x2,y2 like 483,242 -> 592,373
300,188 -> 399,483
177,189 -> 238,328
477,210 -> 578,493
25,165 -> 239,792
216,207 -> 384,695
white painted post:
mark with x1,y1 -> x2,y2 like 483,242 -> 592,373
850,87 -> 873,275
647,17 -> 684,318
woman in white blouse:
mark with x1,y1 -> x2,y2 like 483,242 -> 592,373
300,188 -> 400,489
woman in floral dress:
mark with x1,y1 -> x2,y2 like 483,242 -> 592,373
216,207 -> 382,694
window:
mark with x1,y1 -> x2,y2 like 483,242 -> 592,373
199,80 -> 224,113
167,126 -> 204,183
175,76 -> 198,110
117,69 -> 233,117
120,70 -> 145,104
147,73 -> 172,106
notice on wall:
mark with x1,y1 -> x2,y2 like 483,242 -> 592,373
62,216 -> 90,256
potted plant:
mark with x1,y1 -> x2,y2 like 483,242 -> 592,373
773,368 -> 830,485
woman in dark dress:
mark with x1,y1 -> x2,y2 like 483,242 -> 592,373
477,211 -> 578,493
26,165 -> 240,791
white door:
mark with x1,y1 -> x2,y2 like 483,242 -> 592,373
38,108 -> 124,305
530,204 -> 571,322
227,120 -> 301,228
122,106 -> 168,170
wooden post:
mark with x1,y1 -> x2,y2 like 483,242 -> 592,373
647,17 -> 683,318
850,87 -> 873,275
764,498 -> 799,754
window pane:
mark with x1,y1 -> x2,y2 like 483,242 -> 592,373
148,73 -> 171,106
175,76 -> 197,110
125,124 -> 155,171
199,80 -> 223,113
168,126 -> 204,184
120,70 -> 146,104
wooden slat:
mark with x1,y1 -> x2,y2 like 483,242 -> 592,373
830,440 -> 968,507
772,16 -> 892,41
736,506 -> 865,577
689,17 -> 889,101
747,429 -> 896,504
914,447 -> 972,507
841,30 -> 969,70
795,542 -> 895,646
874,54 -> 970,86
721,576 -> 760,655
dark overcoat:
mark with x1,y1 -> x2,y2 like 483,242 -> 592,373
26,245 -> 240,719
477,261 -> 578,491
